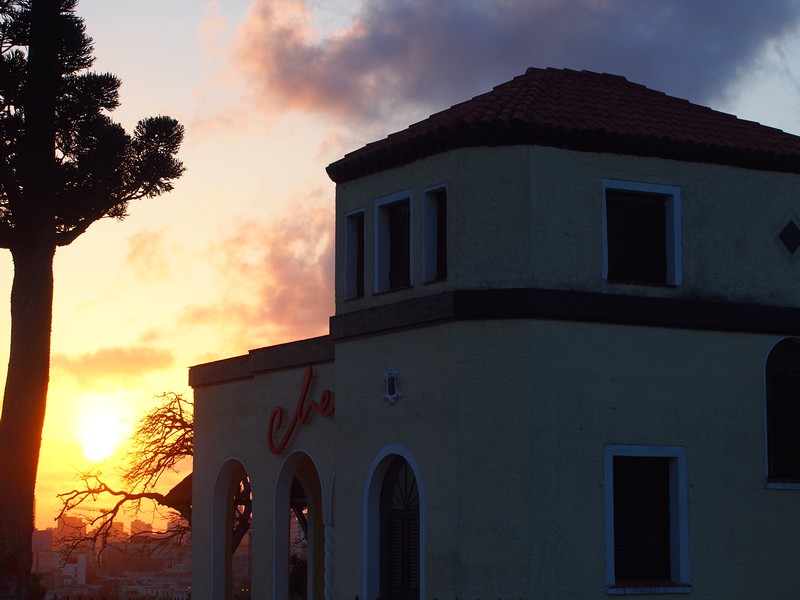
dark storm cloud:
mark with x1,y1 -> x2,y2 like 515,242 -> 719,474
238,0 -> 800,122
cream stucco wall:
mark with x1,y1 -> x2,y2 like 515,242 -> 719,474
194,319 -> 799,599
329,319 -> 796,599
335,145 -> 800,314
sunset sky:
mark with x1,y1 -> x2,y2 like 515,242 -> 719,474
16,0 -> 800,529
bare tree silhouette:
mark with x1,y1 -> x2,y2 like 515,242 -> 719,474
57,393 -> 252,559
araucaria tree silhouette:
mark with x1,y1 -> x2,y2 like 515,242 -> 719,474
0,1 -> 184,596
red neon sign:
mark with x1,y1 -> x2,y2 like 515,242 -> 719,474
268,366 -> 334,455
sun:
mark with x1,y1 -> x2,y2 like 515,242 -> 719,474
74,394 -> 134,463
78,413 -> 126,462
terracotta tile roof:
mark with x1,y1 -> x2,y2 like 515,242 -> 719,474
326,67 -> 800,183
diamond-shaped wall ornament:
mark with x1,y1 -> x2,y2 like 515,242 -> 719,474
780,220 -> 800,255
778,211 -> 800,262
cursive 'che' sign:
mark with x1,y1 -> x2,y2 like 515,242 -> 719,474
267,366 -> 334,455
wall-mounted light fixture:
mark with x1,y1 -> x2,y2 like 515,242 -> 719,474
383,369 -> 401,405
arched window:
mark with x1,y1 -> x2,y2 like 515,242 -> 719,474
379,456 -> 420,600
766,338 -> 800,481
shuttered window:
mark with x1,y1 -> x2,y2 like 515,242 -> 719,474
424,187 -> 447,282
605,189 -> 667,284
435,192 -> 447,280
345,211 -> 365,299
766,339 -> 800,481
388,202 -> 411,289
605,445 -> 690,593
613,456 -> 671,583
380,457 -> 420,600
375,193 -> 412,292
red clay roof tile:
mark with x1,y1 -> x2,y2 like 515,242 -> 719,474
326,67 -> 800,183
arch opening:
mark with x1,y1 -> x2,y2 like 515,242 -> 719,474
766,338 -> 800,481
275,452 -> 324,600
212,460 -> 253,600
364,447 -> 425,600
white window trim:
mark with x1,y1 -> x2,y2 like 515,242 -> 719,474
602,179 -> 682,286
362,444 -> 426,600
374,190 -> 413,293
422,184 -> 446,283
344,208 -> 365,300
604,444 -> 691,595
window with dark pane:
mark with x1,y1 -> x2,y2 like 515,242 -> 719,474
606,190 -> 667,284
766,339 -> 800,481
345,211 -> 365,299
613,456 -> 671,583
424,187 -> 447,282
435,191 -> 447,280
380,456 -> 420,600
387,202 -> 411,290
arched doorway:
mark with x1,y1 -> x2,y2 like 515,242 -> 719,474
212,459 -> 253,600
379,456 -> 420,600
275,452 -> 324,600
363,446 -> 425,600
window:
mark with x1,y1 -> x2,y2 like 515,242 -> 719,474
423,186 -> 447,283
364,447 -> 426,600
602,180 -> 681,286
766,338 -> 800,484
604,445 -> 690,594
345,210 -> 365,299
380,456 -> 420,600
375,191 -> 412,292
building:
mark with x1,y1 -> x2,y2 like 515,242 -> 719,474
189,67 -> 800,599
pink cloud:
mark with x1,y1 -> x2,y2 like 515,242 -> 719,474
125,228 -> 175,282
180,201 -> 334,351
53,346 -> 176,385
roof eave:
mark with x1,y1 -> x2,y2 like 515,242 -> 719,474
326,131 -> 800,184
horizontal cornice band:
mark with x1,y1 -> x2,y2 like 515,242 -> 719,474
191,289 -> 800,387
330,288 -> 800,339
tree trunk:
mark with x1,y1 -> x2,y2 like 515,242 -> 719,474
0,241 -> 55,599
0,2 -> 63,595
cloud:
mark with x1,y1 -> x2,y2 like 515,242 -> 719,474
236,0 -> 800,124
125,227 -> 176,282
198,0 -> 229,61
53,346 -> 176,385
180,201 -> 334,351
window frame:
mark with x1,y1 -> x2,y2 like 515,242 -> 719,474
344,209 -> 366,300
602,179 -> 682,286
764,337 -> 800,489
604,444 -> 691,595
423,184 -> 447,283
363,445 -> 426,600
374,190 -> 413,293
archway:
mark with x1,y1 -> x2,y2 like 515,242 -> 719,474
211,459 -> 253,600
275,452 -> 324,600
